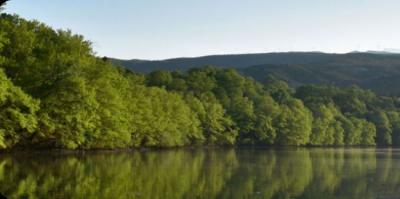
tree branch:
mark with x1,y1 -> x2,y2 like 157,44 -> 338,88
0,0 -> 9,7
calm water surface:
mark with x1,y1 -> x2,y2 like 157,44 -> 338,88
1,148 -> 400,199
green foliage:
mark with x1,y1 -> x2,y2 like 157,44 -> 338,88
252,95 -> 279,145
387,111 -> 400,146
296,85 -> 382,146
370,111 -> 392,145
0,14 -> 93,96
0,14 -> 203,149
1,13 -> 400,149
128,86 -> 203,147
146,70 -> 173,88
309,104 -> 344,145
0,69 -> 39,148
184,93 -> 237,145
264,75 -> 293,104
39,75 -> 100,149
274,100 -> 312,146
114,51 -> 400,96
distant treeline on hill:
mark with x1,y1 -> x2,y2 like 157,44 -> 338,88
112,51 -> 400,96
1,14 -> 400,149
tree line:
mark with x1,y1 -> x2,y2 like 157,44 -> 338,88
1,14 -> 400,149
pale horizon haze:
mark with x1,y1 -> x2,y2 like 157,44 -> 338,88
4,0 -> 400,60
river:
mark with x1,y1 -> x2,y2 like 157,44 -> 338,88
0,148 -> 399,198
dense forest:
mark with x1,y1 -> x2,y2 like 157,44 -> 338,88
1,12 -> 400,149
113,51 -> 400,96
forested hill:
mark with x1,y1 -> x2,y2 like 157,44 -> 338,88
113,52 -> 400,95
3,12 -> 400,150
111,52 -> 338,72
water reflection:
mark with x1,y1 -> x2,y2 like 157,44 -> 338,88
0,148 -> 400,199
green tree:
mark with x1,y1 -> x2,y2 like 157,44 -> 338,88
309,104 -> 344,145
252,95 -> 280,145
369,111 -> 392,146
128,86 -> 203,147
360,119 -> 376,145
186,67 -> 217,94
264,75 -> 294,104
185,93 -> 238,145
274,99 -> 312,146
0,14 -> 93,96
146,70 -> 173,88
0,69 -> 39,149
38,75 -> 100,149
387,111 -> 400,146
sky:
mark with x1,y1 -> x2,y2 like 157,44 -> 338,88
4,0 -> 400,60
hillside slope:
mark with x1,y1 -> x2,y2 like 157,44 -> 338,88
111,52 -> 338,72
112,52 -> 400,95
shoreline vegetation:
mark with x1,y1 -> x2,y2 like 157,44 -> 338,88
1,146 -> 396,155
2,14 -> 400,150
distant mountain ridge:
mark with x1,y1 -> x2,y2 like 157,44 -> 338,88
111,52 -> 400,95
111,52 -> 341,72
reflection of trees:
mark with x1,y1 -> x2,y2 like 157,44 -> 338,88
299,148 -> 400,199
0,150 -> 239,199
0,149 -> 400,198
217,149 -> 313,199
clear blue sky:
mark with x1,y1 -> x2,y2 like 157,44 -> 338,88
4,0 -> 400,60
